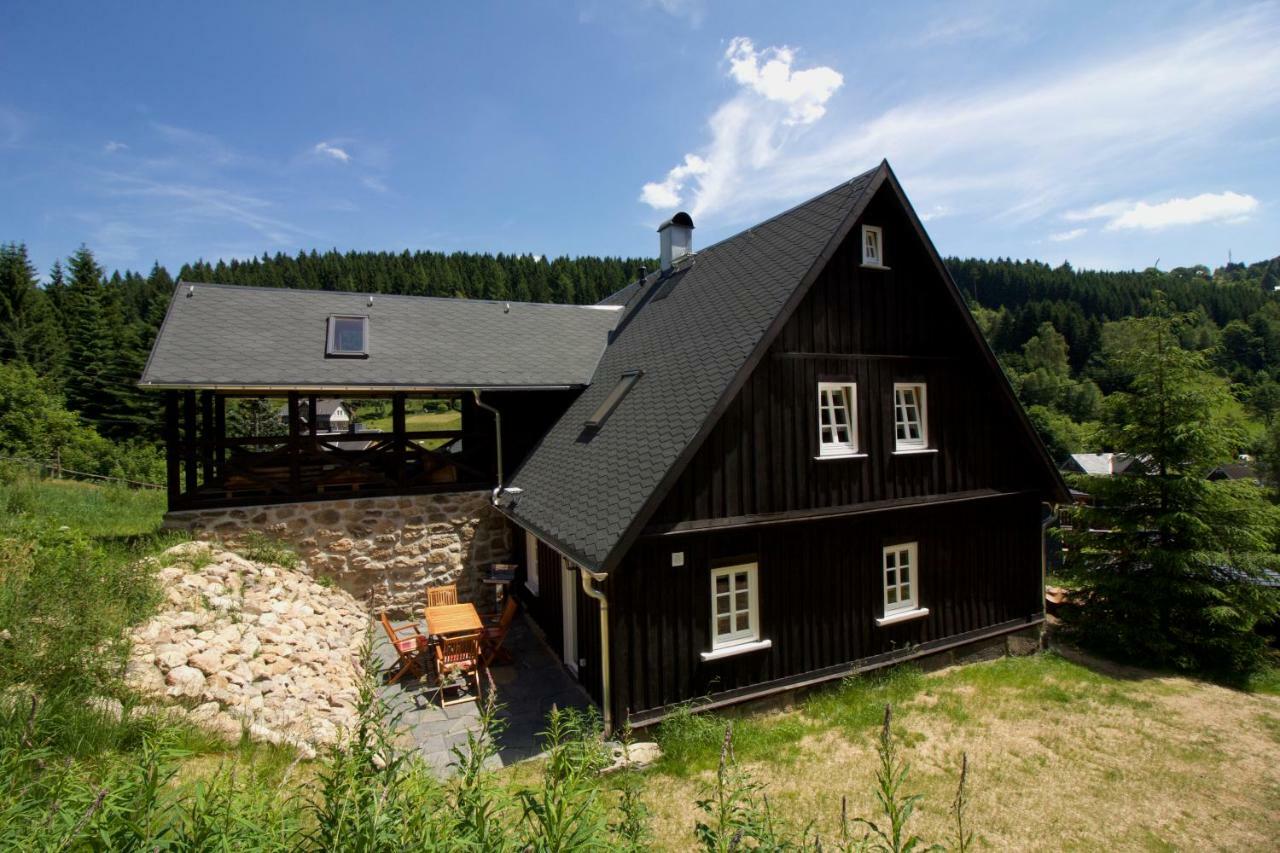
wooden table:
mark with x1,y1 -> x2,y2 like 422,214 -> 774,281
424,602 -> 483,638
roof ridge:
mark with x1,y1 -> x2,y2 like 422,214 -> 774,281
173,280 -> 623,311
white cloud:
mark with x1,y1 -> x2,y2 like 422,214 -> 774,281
724,37 -> 844,126
639,153 -> 708,208
640,7 -> 1280,233
1048,227 -> 1087,242
639,37 -> 842,214
314,141 -> 351,163
361,175 -> 388,193
103,140 -> 128,153
1066,191 -> 1260,231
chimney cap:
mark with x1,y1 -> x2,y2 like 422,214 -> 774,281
657,211 -> 694,232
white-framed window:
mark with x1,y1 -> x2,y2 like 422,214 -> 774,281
861,225 -> 884,267
524,530 -> 540,595
882,542 -> 918,615
710,562 -> 759,650
893,383 -> 928,451
817,382 -> 859,457
326,315 -> 368,357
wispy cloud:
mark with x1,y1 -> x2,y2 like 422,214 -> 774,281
646,0 -> 706,27
642,7 -> 1280,232
1048,227 -> 1087,242
103,172 -> 312,246
360,175 -> 389,193
640,36 -> 842,215
151,121 -> 242,165
909,2 -> 1031,47
313,140 -> 351,163
0,105 -> 29,146
103,140 -> 128,153
1066,191 -> 1260,231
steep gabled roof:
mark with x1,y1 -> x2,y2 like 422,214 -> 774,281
505,165 -> 885,571
140,283 -> 623,391
506,161 -> 1069,573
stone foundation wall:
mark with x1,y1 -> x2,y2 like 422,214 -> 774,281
164,491 -> 511,615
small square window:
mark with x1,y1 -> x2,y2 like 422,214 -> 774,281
710,562 -> 759,650
862,225 -> 884,267
882,542 -> 918,615
817,382 -> 859,456
327,315 -> 368,357
893,383 -> 928,451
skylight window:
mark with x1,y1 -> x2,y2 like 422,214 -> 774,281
326,315 -> 368,357
585,370 -> 642,429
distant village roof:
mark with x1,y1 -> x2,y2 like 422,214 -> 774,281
1061,453 -> 1139,476
276,398 -> 348,419
1207,462 -> 1258,482
140,284 -> 623,391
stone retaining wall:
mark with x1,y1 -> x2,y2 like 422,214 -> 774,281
164,491 -> 511,615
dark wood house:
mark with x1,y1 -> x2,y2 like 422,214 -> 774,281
504,162 -> 1067,730
141,161 -> 1067,733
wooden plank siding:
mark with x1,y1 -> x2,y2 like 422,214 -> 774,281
650,188 -> 1052,528
609,493 -> 1043,722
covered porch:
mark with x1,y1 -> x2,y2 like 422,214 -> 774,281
162,389 -> 498,512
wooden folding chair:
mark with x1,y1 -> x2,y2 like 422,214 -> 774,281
434,631 -> 483,707
427,583 -> 458,607
482,596 -> 519,665
380,612 -> 429,685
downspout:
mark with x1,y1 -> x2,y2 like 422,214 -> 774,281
472,390 -> 503,503
578,566 -> 612,736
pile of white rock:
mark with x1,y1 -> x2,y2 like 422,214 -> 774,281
126,541 -> 369,756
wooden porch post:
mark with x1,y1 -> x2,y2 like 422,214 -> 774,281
165,391 -> 181,511
215,395 -> 226,481
200,391 -> 215,487
182,390 -> 198,497
393,393 -> 406,487
288,392 -> 301,497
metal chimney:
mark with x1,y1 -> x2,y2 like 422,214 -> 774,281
658,212 -> 694,271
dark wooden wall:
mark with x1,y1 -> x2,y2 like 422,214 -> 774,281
651,187 -> 1055,527
609,492 -> 1043,721
516,535 -> 604,706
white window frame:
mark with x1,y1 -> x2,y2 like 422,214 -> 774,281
326,315 -> 369,357
524,530 -> 540,595
709,562 -> 760,651
861,225 -> 885,268
893,383 -> 929,452
877,542 -> 929,626
817,382 -> 860,458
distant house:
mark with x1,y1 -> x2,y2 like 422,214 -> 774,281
140,161 -> 1068,732
277,399 -> 352,432
1207,462 -> 1259,483
1061,453 -> 1139,477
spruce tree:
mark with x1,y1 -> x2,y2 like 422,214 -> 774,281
60,246 -> 112,426
0,243 -> 67,381
1062,297 -> 1280,675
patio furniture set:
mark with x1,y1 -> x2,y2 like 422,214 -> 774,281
380,572 -> 520,707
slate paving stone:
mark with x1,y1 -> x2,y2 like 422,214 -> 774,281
375,614 -> 590,777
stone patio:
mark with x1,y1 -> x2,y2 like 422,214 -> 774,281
374,613 -> 591,775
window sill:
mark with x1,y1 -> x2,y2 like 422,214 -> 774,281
814,451 -> 868,461
700,639 -> 773,662
892,447 -> 938,456
876,607 -> 930,627
861,262 -> 891,271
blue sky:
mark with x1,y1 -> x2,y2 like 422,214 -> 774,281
1,1 -> 1277,278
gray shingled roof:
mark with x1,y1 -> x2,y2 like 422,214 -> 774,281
140,284 -> 623,390
505,166 -> 884,572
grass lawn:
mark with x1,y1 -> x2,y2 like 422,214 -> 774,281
358,409 -> 461,433
618,650 -> 1280,851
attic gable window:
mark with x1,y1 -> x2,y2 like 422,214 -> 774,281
861,225 -> 886,268
584,370 -> 642,429
326,315 -> 368,358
